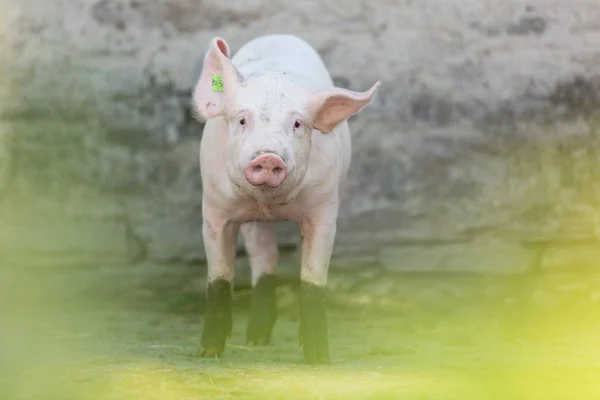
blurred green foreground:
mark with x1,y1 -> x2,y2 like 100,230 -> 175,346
1,254 -> 599,400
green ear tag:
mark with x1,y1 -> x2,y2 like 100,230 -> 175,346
212,76 -> 224,92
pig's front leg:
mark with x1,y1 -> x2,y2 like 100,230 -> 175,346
298,205 -> 338,364
199,204 -> 239,358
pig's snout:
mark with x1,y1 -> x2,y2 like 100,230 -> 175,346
244,153 -> 287,188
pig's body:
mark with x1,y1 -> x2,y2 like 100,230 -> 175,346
193,34 -> 380,364
201,35 -> 351,225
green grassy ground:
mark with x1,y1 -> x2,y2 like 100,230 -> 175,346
2,262 -> 599,400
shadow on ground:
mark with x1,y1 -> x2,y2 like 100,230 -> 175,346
2,260 -> 600,400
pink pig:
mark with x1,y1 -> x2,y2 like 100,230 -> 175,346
193,34 -> 381,364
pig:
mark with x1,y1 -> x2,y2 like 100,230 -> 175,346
192,33 -> 381,364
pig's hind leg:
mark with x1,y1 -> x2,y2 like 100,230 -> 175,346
240,221 -> 279,346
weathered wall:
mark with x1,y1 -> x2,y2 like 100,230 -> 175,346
2,0 -> 600,274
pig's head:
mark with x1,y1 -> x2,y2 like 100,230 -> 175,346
193,37 -> 381,196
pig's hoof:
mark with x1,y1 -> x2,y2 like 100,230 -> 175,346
198,346 -> 224,358
246,274 -> 278,346
200,279 -> 233,358
299,281 -> 331,365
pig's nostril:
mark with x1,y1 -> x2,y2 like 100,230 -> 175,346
253,165 -> 263,173
273,167 -> 282,175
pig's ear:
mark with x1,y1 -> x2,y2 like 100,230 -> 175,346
308,81 -> 382,133
193,37 -> 244,120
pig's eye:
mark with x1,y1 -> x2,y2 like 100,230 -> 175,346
239,118 -> 246,126
293,120 -> 302,129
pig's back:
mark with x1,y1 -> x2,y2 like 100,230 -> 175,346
231,34 -> 334,90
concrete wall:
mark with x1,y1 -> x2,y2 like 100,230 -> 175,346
2,0 -> 600,275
